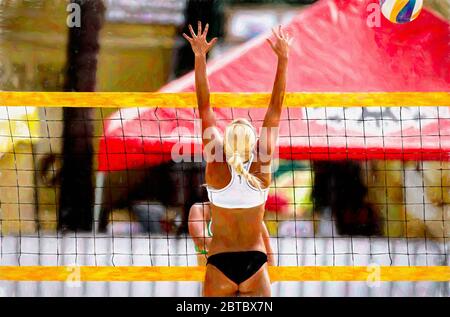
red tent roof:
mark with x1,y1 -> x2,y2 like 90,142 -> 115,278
161,0 -> 449,93
98,0 -> 450,172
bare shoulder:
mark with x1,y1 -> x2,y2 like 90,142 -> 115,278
250,158 -> 272,189
206,161 -> 231,189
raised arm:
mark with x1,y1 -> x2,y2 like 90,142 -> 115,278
183,22 -> 220,146
260,26 -> 292,158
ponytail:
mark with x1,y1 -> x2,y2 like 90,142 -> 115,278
227,151 -> 262,190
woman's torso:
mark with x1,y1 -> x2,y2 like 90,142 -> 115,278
205,154 -> 271,256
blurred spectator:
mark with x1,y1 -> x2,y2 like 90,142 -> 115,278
312,161 -> 384,236
98,161 -> 207,234
132,202 -> 167,233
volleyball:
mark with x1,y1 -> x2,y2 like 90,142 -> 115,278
380,0 -> 424,24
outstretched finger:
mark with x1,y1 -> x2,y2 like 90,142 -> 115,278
188,24 -> 197,38
266,38 -> 275,50
207,37 -> 218,48
203,23 -> 209,38
182,33 -> 193,42
197,21 -> 202,36
278,25 -> 285,39
272,27 -> 281,40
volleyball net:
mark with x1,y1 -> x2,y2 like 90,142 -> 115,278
0,92 -> 449,296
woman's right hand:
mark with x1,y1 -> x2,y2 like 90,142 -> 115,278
267,25 -> 293,60
183,21 -> 218,57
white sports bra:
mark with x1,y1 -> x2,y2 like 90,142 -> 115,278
206,154 -> 269,209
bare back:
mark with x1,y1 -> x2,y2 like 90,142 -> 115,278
205,150 -> 272,256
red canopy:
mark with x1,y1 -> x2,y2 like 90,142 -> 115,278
98,0 -> 450,172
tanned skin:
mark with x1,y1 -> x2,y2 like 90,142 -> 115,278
184,22 -> 291,296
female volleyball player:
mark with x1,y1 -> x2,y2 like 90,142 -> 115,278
183,21 -> 291,296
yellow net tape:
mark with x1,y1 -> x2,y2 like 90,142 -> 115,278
0,92 -> 448,108
0,266 -> 449,282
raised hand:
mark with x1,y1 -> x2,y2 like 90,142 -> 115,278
266,25 -> 293,60
183,21 -> 218,57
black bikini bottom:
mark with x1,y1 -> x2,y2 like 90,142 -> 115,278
206,251 -> 267,285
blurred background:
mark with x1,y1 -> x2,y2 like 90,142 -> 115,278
0,0 -> 449,237
0,0 -> 313,235
0,0 -> 448,237
0,0 -> 449,297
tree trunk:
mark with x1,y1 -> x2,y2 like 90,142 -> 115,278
59,0 -> 105,231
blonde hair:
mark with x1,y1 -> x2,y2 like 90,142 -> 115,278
224,119 -> 262,190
